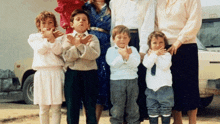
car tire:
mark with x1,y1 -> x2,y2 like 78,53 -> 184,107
199,95 -> 214,108
22,74 -> 34,104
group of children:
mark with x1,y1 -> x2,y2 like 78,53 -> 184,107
29,7 -> 173,124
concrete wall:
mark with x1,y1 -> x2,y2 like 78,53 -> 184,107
0,0 -> 64,70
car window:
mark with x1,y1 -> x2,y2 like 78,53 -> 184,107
197,38 -> 207,51
197,18 -> 220,48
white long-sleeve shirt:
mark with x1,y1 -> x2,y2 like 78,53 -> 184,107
156,0 -> 202,44
28,33 -> 64,70
106,45 -> 140,80
143,52 -> 172,91
110,0 -> 156,53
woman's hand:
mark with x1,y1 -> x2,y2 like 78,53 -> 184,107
167,40 -> 182,55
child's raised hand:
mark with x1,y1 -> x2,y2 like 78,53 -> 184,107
80,35 -> 92,44
118,46 -> 130,60
53,30 -> 64,38
127,47 -> 132,54
67,35 -> 76,45
74,34 -> 82,46
41,28 -> 55,43
154,47 -> 166,56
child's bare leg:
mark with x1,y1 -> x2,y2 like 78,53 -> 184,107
96,104 -> 104,123
172,110 -> 183,124
187,108 -> 197,124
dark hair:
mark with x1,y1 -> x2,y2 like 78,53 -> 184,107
112,25 -> 131,40
35,11 -> 58,32
90,0 -> 111,14
147,31 -> 168,49
70,9 -> 90,24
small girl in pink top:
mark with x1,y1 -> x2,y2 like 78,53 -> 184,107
28,11 -> 64,124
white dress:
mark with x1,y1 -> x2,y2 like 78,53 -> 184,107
28,33 -> 65,105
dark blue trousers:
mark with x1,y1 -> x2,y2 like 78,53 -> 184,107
64,68 -> 98,124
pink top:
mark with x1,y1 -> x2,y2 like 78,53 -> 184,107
156,0 -> 202,45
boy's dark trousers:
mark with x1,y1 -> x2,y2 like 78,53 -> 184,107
64,68 -> 98,124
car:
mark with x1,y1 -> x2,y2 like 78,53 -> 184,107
14,58 -> 35,104
13,40 -> 220,107
197,39 -> 220,107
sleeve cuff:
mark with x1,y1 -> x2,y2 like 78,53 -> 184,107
76,44 -> 84,51
177,35 -> 189,43
69,45 -> 77,52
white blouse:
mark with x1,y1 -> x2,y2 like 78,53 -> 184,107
143,52 -> 172,91
156,0 -> 202,44
28,33 -> 64,70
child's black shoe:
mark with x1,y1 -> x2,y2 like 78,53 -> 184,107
162,116 -> 170,124
149,117 -> 158,124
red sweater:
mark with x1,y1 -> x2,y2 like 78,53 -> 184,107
55,0 -> 85,34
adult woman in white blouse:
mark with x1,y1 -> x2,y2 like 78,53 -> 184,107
156,0 -> 202,124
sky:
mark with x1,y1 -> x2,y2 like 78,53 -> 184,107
201,0 -> 220,6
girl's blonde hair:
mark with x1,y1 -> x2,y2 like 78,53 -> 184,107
35,11 -> 58,32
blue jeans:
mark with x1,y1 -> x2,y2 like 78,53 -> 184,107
145,86 -> 174,116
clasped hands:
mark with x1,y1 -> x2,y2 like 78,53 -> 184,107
67,34 -> 92,46
118,46 -> 132,61
41,28 -> 64,43
148,47 -> 167,56
147,40 -> 182,56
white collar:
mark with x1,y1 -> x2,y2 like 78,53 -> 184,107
72,30 -> 89,37
114,44 -> 129,49
101,3 -> 107,9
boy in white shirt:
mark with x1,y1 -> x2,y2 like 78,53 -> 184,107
110,0 -> 156,120
143,31 -> 174,124
106,25 -> 140,124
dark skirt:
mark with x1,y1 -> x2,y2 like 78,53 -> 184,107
170,43 -> 200,111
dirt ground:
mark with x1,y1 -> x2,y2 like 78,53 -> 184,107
0,108 -> 220,124
0,96 -> 220,124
